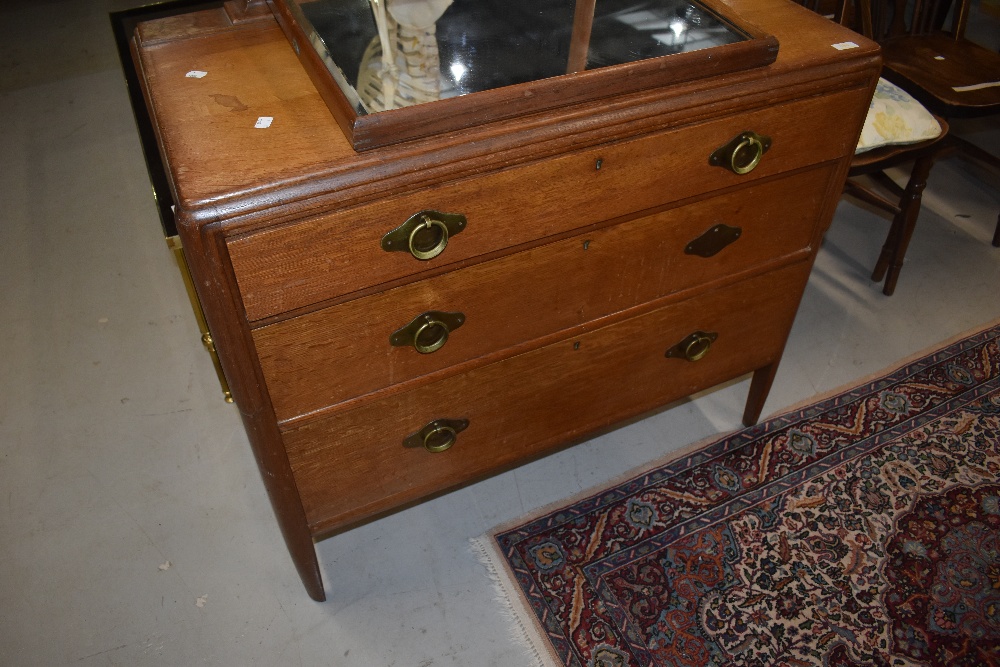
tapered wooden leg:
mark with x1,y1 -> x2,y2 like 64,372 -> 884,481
172,204 -> 329,602
743,362 -> 780,427
242,418 -> 327,601
285,536 -> 326,602
283,523 -> 325,601
879,155 -> 936,296
992,212 -> 999,248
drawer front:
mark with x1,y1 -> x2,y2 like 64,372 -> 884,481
229,87 -> 868,321
283,261 -> 812,534
257,167 -> 835,422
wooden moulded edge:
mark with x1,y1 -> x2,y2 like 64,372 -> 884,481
267,0 -> 780,152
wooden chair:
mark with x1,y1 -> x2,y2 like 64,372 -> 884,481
794,0 -> 951,295
844,115 -> 949,295
856,0 -> 1000,248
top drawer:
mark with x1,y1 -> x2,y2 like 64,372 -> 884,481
228,87 -> 870,321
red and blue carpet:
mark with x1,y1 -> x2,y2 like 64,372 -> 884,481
479,321 -> 1000,667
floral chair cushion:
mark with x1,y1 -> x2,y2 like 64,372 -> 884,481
856,78 -> 942,153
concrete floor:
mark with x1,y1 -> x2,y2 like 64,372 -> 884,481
1,2 -> 998,665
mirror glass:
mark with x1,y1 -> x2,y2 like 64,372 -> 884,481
283,0 -> 748,115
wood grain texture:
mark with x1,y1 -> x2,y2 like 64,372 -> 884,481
132,0 -> 882,599
171,212 -> 327,601
881,35 -> 1000,114
228,87 -> 870,321
133,0 -> 879,218
134,7 -> 236,45
850,0 -> 999,115
255,166 -> 836,422
284,261 -> 813,536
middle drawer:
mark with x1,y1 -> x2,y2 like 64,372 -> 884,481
282,260 -> 814,536
255,166 -> 834,422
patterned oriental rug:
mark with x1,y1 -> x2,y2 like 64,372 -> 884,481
477,321 -> 1000,667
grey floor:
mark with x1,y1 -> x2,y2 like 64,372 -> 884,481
2,2 -> 999,665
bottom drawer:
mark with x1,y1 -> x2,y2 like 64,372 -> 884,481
284,261 -> 813,535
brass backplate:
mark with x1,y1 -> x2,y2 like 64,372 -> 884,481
685,224 -> 743,257
402,418 -> 470,450
381,210 -> 467,255
709,131 -> 772,174
666,330 -> 719,362
390,311 -> 466,351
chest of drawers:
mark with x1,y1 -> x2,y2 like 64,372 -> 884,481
132,0 -> 880,600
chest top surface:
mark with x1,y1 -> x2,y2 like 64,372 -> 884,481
133,0 -> 878,221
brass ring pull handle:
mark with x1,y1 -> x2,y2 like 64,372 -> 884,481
414,319 -> 450,354
409,218 -> 449,260
709,131 -> 772,175
390,311 -> 466,354
423,424 -> 457,453
403,418 -> 470,453
381,210 -> 467,261
666,330 -> 719,362
731,136 -> 764,175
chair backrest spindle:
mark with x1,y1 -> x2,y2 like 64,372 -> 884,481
950,0 -> 969,39
858,0 -> 969,40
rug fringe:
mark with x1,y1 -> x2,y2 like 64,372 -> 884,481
470,536 -> 559,667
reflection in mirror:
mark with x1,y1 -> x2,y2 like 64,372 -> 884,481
292,0 -> 747,114
358,0 -> 454,111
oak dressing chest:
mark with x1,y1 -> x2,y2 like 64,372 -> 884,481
131,0 -> 880,599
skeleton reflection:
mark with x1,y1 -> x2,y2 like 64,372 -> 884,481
357,0 -> 453,110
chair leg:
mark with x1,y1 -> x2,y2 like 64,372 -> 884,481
946,136 -> 1000,248
877,155 -> 936,296
871,219 -> 900,283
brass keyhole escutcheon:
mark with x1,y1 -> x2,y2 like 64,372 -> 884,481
381,210 -> 467,261
403,418 -> 470,453
709,131 -> 772,175
666,331 -> 719,362
390,311 -> 466,354
685,224 -> 743,258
